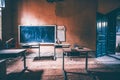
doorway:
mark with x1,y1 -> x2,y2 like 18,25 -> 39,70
96,8 -> 120,58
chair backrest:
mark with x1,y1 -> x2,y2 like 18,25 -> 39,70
5,38 -> 16,49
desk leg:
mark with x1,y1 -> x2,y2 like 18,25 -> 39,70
63,52 -> 65,80
38,44 -> 40,59
23,52 -> 27,69
62,52 -> 68,80
85,52 -> 88,71
62,52 -> 65,71
54,46 -> 56,60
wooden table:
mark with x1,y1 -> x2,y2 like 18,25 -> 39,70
22,43 -> 56,60
62,48 -> 93,80
0,49 -> 27,70
54,44 -> 71,60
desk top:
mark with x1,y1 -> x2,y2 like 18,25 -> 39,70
0,49 -> 26,54
72,48 -> 92,52
55,44 -> 71,48
63,47 -> 92,52
54,43 -> 70,46
0,49 -> 26,59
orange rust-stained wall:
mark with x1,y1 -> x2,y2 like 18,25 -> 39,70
3,0 -> 97,49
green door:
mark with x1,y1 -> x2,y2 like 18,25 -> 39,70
96,12 -> 108,57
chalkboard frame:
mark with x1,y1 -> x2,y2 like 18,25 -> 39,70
18,25 -> 56,45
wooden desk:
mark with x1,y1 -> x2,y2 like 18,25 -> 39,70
22,44 -> 56,60
63,47 -> 92,71
54,44 -> 71,60
22,44 -> 40,59
0,49 -> 27,70
62,48 -> 93,80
